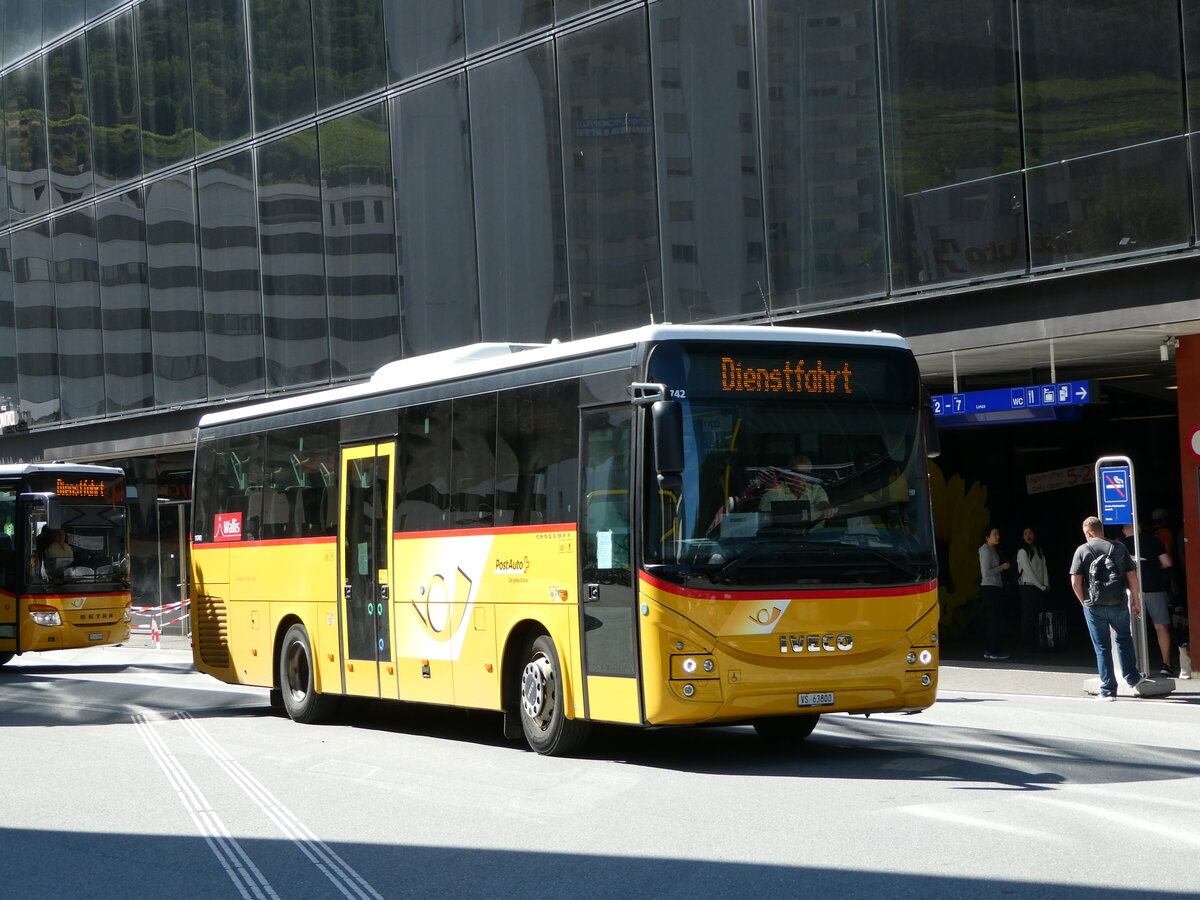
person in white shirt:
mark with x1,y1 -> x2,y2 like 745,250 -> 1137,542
1017,526 -> 1050,651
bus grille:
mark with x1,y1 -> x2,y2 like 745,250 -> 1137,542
195,595 -> 231,669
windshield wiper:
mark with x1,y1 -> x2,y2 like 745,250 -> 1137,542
708,540 -> 798,584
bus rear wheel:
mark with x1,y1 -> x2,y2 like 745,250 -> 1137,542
519,634 -> 589,756
279,623 -> 338,724
752,714 -> 820,743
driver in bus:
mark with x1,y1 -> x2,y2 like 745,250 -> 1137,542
38,526 -> 74,579
757,454 -> 836,519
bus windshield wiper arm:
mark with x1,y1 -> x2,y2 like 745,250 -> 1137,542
708,540 -> 796,584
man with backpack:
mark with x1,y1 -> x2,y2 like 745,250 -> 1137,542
1069,516 -> 1153,700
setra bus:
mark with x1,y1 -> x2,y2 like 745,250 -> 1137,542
0,463 -> 132,666
190,325 -> 940,754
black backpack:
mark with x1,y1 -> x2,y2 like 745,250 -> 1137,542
1087,540 -> 1126,607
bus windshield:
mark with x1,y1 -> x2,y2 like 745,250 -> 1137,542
645,342 -> 936,589
26,504 -> 129,589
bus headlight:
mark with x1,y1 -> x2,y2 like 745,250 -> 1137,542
123,603 -> 132,623
682,657 -> 697,674
906,651 -> 917,665
919,650 -> 933,666
29,604 -> 62,627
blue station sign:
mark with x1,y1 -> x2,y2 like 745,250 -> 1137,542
1099,465 -> 1133,525
931,380 -> 1091,417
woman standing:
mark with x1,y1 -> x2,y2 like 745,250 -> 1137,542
1017,527 -> 1051,651
979,525 -> 1011,660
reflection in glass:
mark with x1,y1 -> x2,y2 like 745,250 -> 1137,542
471,44 -> 568,342
463,0 -> 552,53
881,1 -> 1025,289
1019,0 -> 1183,166
53,208 -> 105,421
47,36 -> 94,208
188,0 -> 252,150
97,188 -> 153,414
559,12 -> 660,336
5,59 -> 50,220
320,103 -> 400,376
197,151 -> 264,397
651,0 -> 766,322
449,394 -> 496,528
146,172 -> 206,404
1027,139 -> 1190,268
382,0 -> 465,83
137,0 -> 196,173
1185,1 -> 1200,239
12,223 -> 60,425
391,79 -> 479,354
257,129 -> 330,389
43,2 -> 87,42
761,0 -> 885,308
89,12 -> 142,189
312,0 -> 387,109
0,233 -> 17,405
249,0 -> 317,131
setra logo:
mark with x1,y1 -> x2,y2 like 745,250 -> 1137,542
779,634 -> 854,653
213,512 -> 243,542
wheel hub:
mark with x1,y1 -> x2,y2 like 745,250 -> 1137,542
521,654 -> 552,719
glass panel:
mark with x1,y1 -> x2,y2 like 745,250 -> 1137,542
463,0 -> 552,53
44,1 -> 87,41
188,0 -> 252,150
761,0 -> 886,308
449,394 -> 496,528
0,234 -> 17,408
311,0 -> 387,109
53,208 -> 105,421
248,0 -> 317,131
397,401 -> 451,532
12,222 -> 60,426
320,102 -> 400,377
1027,139 -> 1191,268
652,0 -> 766,322
391,77 -> 478,355
1187,1 -> 1200,239
1,0 -> 41,67
197,151 -> 264,398
257,128 -> 330,389
137,0 -> 196,172
382,0 -> 465,83
261,424 -> 339,538
557,0 -> 608,21
47,36 -> 94,208
1019,0 -> 1184,166
0,74 -> 7,230
881,1 -> 1025,289
6,59 -> 49,220
559,11 -> 660,337
88,11 -> 142,189
146,171 -> 206,404
98,187 -> 154,414
471,44 -> 569,342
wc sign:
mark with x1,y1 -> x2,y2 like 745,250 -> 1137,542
1098,465 -> 1133,526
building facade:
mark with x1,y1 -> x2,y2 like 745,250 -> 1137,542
1,0 -> 1198,657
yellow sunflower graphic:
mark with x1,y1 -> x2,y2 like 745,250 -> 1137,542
929,460 -> 992,639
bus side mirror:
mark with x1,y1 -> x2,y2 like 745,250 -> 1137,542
921,386 -> 941,459
651,400 -> 684,493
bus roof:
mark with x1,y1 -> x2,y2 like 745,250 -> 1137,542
0,463 -> 125,478
197,323 -> 910,429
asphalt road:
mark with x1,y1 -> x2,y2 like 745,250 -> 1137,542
1,641 -> 1197,899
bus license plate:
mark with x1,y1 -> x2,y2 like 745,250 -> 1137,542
797,692 -> 834,707
88,632 -> 104,641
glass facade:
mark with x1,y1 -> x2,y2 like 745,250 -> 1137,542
0,0 -> 1197,431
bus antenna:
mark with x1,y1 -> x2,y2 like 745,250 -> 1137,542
758,282 -> 775,325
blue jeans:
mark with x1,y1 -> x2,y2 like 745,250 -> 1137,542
1081,603 -> 1143,695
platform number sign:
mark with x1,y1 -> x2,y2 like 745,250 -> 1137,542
1099,466 -> 1133,526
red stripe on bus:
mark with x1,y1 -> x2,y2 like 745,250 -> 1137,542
639,571 -> 937,602
192,536 -> 338,549
394,523 -> 577,540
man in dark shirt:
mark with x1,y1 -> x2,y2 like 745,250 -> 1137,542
1121,523 -> 1176,676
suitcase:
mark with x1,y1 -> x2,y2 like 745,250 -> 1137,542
1038,609 -> 1068,650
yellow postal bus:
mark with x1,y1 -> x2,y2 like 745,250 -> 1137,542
190,325 -> 940,754
0,464 -> 132,666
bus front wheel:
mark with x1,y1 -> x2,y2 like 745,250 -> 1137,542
519,634 -> 589,756
279,624 -> 338,724
752,714 -> 820,743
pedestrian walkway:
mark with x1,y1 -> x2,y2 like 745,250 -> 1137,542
939,659 -> 1200,701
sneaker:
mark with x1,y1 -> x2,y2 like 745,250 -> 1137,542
990,652 -> 1010,661
1129,675 -> 1156,695
1097,694 -> 1116,702
1158,665 -> 1176,678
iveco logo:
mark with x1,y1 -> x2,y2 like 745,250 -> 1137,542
779,634 -> 853,653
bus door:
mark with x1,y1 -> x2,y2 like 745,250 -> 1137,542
0,485 -> 16,657
579,407 -> 642,724
339,443 -> 398,699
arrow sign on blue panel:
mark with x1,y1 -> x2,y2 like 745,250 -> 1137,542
1099,465 -> 1132,525
932,380 -> 1092,417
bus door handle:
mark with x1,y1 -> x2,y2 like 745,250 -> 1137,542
585,583 -> 599,603
379,584 -> 389,604
343,582 -> 352,603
